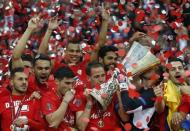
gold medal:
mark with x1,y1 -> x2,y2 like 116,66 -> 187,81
98,120 -> 104,128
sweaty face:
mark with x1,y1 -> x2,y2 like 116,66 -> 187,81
12,72 -> 28,94
90,67 -> 106,87
168,61 -> 184,85
102,51 -> 118,71
58,77 -> 74,95
34,60 -> 51,84
65,43 -> 82,65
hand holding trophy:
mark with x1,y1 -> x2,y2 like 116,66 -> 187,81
90,41 -> 160,110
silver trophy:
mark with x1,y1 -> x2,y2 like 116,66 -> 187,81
90,69 -> 120,110
90,42 -> 160,110
122,41 -> 160,76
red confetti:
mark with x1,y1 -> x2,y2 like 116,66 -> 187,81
124,27 -> 131,34
131,63 -> 138,68
164,51 -> 173,58
180,34 -> 189,40
117,63 -> 125,72
150,73 -> 160,81
81,7 -> 88,13
175,50 -> 183,57
165,63 -> 173,70
158,55 -> 166,63
112,25 -> 119,32
124,123 -> 132,131
118,4 -> 124,10
127,72 -> 132,77
135,9 -> 145,22
177,77 -> 185,83
136,120 -> 142,128
95,84 -> 101,90
149,32 -> 159,41
128,88 -> 140,98
152,25 -> 162,32
117,49 -> 126,57
101,93 -> 108,99
170,10 -> 182,17
118,21 -> 123,26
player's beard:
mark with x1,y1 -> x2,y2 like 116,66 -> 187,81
14,85 -> 27,94
104,63 -> 116,72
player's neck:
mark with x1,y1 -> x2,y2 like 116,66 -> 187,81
56,89 -> 63,99
12,89 -> 25,96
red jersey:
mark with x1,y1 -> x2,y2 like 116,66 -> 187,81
79,93 -> 119,131
87,101 -> 119,131
28,74 -> 56,95
70,60 -> 88,82
178,94 -> 190,113
54,59 -> 89,82
0,94 -> 45,131
0,86 -> 11,98
41,89 -> 85,131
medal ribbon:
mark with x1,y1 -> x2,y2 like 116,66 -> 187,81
10,95 -> 26,123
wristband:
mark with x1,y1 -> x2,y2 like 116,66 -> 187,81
63,99 -> 69,104
156,96 -> 163,102
86,103 -> 92,109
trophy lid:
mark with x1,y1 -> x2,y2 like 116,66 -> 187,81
122,41 -> 160,76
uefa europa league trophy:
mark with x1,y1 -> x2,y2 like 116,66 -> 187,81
90,41 -> 160,110
122,41 -> 160,76
90,69 -> 121,110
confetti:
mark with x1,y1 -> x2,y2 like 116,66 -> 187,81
117,49 -> 126,57
165,63 -> 173,70
131,63 -> 138,68
136,120 -> 142,128
101,93 -> 108,99
150,73 -> 160,81
124,123 -> 132,131
128,88 -> 140,98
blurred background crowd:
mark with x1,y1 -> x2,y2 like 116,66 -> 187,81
0,0 -> 190,80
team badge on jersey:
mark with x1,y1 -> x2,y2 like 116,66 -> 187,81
73,98 -> 81,107
46,103 -> 52,110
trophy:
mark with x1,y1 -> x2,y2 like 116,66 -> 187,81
90,69 -> 120,110
90,41 -> 160,110
122,41 -> 160,76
